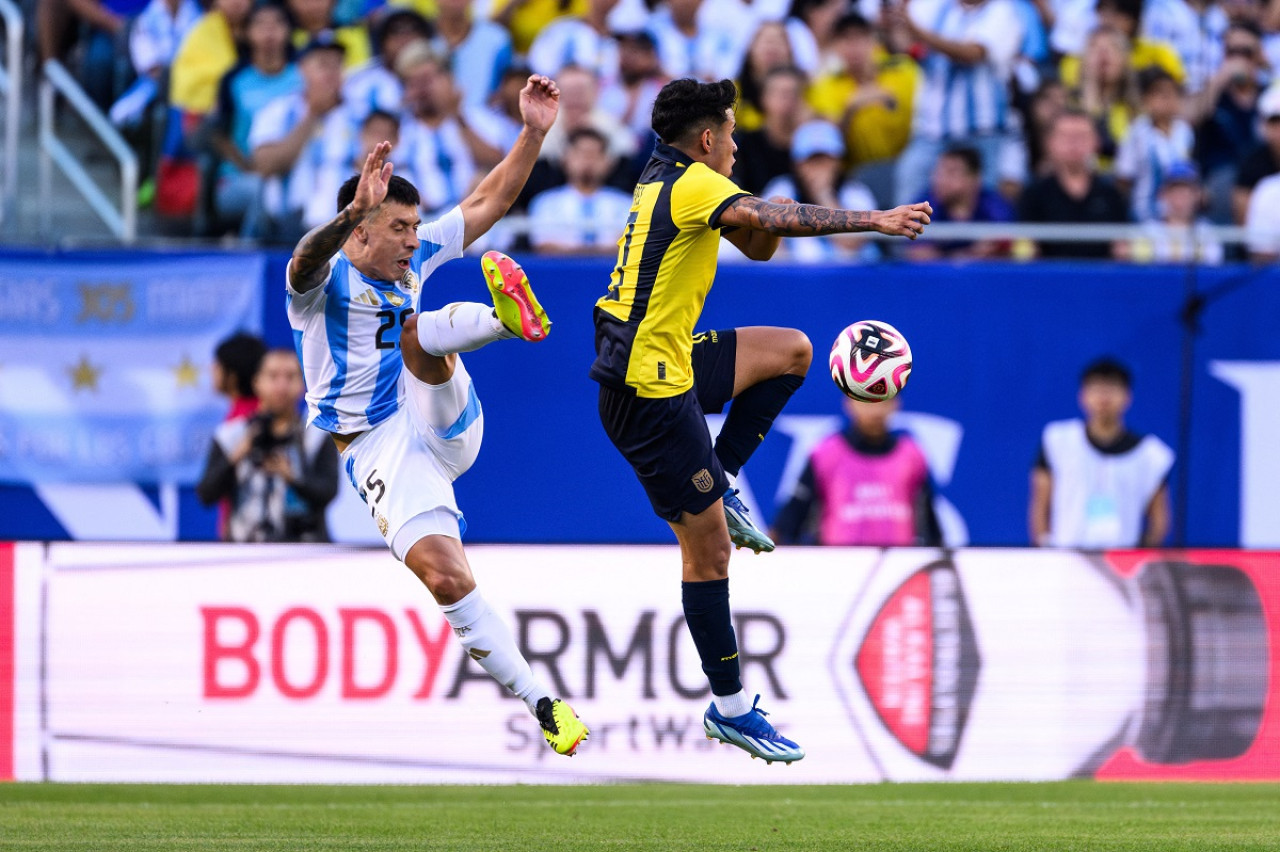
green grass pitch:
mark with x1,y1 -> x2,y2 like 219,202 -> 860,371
2,781 -> 1279,851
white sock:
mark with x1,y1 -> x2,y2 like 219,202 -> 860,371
416,302 -> 514,356
440,589 -> 548,713
714,690 -> 752,718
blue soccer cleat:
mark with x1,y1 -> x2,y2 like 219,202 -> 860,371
723,488 -> 774,553
704,695 -> 805,764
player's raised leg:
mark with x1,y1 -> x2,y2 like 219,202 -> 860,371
672,504 -> 805,763
714,326 -> 811,553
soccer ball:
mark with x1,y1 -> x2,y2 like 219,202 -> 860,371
829,320 -> 912,402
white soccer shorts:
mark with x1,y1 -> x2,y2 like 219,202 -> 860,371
339,357 -> 484,561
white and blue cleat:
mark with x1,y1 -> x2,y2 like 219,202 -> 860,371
723,488 -> 774,553
704,695 -> 805,765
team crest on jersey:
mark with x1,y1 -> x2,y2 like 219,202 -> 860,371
377,514 -> 389,537
691,468 -> 714,493
401,270 -> 419,293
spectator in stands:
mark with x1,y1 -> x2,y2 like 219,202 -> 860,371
129,0 -> 201,84
306,109 -> 402,232
732,66 -> 806,195
599,29 -> 669,156
1115,67 -> 1195,221
649,0 -> 753,81
396,41 -> 493,219
433,0 -> 513,109
760,119 -> 880,261
197,348 -> 338,543
170,0 -> 251,117
807,12 -> 918,177
286,0 -> 370,68
47,0 -> 148,109
1018,108 -> 1131,258
209,331 -> 266,541
1192,21 -> 1268,223
528,0 -> 621,86
528,128 -> 635,254
248,33 -> 360,244
1060,0 -> 1186,87
1136,161 -> 1225,263
888,0 -> 1029,205
906,144 -> 1015,259
734,21 -> 798,132
491,0 -> 588,57
1029,358 -> 1173,548
536,64 -> 637,166
1245,171 -> 1280,260
344,9 -> 434,122
772,395 -> 941,547
788,0 -> 849,69
1026,77 -> 1068,175
1232,82 -> 1280,223
208,2 -> 302,236
1069,26 -> 1137,169
1141,0 -> 1229,96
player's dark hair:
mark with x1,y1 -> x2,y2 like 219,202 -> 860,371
567,126 -> 609,149
1080,357 -> 1132,389
336,173 -> 420,213
215,332 -> 267,398
941,144 -> 982,176
651,78 -> 737,145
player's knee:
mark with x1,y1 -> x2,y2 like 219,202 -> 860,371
785,329 -> 812,375
404,544 -> 475,604
687,537 -> 732,580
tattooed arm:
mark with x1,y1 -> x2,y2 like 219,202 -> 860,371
289,141 -> 393,294
719,195 -> 933,239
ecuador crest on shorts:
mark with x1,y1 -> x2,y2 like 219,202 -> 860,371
691,468 -> 715,493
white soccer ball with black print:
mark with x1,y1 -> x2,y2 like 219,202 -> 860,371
829,320 -> 913,402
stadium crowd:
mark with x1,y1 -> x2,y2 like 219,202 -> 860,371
32,0 -> 1280,259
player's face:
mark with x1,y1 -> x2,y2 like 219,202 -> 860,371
362,202 -> 422,282
1079,378 -> 1131,424
705,110 -> 738,177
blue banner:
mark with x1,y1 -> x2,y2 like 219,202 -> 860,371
0,252 -> 263,484
0,251 -> 1277,546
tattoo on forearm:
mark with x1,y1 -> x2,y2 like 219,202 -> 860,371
732,196 -> 874,236
292,205 -> 365,287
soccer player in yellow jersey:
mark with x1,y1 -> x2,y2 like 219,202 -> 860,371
589,78 -> 931,763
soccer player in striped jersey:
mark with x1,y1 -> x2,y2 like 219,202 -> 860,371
286,74 -> 589,757
591,78 -> 930,763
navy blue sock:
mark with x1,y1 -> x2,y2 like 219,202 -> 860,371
715,373 -> 805,477
681,578 -> 741,696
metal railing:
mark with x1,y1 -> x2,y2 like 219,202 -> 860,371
38,59 -> 137,243
0,0 -> 21,231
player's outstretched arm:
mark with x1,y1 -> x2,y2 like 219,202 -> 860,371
289,141 -> 393,294
720,196 -> 933,239
459,75 -> 560,249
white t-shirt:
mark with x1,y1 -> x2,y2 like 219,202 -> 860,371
286,208 -> 465,434
1245,173 -> 1280,258
1041,419 -> 1174,548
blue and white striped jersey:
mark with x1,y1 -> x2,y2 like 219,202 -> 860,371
286,206 -> 465,435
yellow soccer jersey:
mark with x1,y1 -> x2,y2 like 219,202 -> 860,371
589,143 -> 750,398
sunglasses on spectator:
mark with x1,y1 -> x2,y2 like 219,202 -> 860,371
1225,45 -> 1256,58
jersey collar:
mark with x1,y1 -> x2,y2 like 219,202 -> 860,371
653,142 -> 695,169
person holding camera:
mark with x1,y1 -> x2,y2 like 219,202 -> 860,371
197,348 -> 339,542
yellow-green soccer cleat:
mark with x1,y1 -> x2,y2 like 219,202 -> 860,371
481,250 -> 551,342
535,697 -> 589,756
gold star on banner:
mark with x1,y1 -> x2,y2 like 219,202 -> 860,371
68,354 -> 102,392
173,354 -> 201,389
